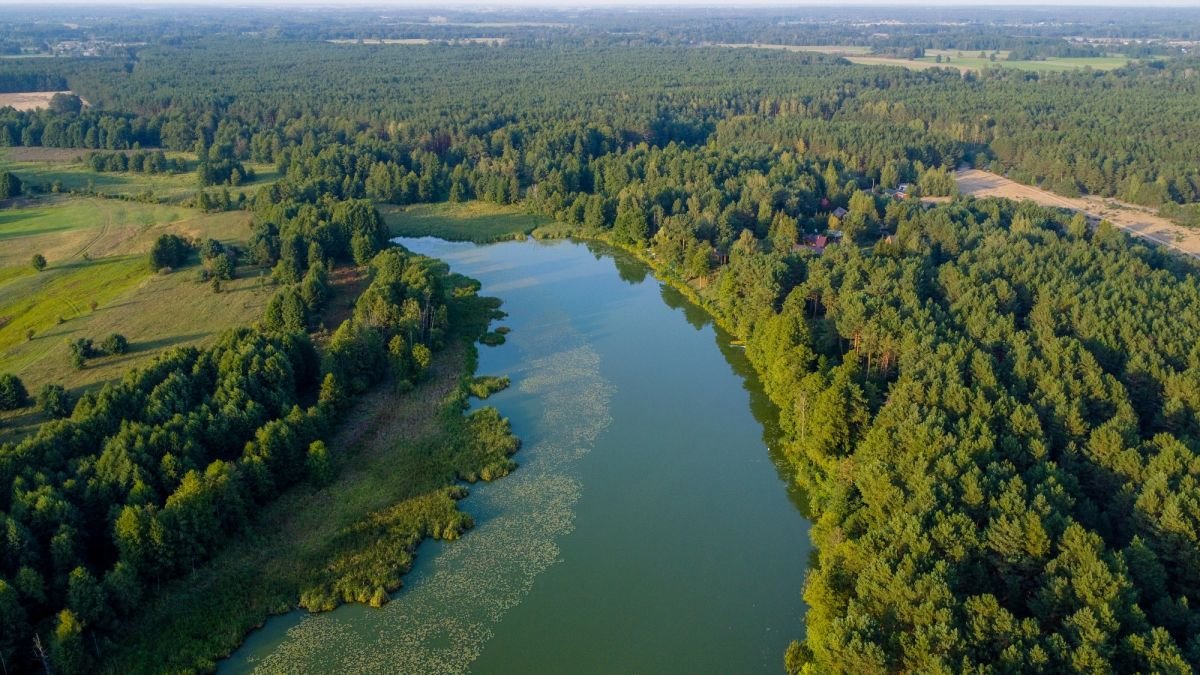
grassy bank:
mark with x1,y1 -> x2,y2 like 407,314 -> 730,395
100,285 -> 519,673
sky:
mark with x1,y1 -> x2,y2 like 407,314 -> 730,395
3,0 -> 1199,6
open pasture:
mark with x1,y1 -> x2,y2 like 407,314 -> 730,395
381,200 -> 552,243
0,195 -> 261,437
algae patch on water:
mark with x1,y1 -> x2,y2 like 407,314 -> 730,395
239,326 -> 614,674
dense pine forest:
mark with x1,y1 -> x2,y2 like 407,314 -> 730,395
3,5 -> 1200,674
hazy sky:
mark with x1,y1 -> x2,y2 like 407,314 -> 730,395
3,0 -> 1199,6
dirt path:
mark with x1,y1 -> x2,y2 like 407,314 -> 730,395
954,169 -> 1200,259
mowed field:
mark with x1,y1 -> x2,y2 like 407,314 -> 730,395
1,147 -> 280,203
955,169 -> 1200,258
899,49 -> 1131,72
0,91 -> 81,111
381,200 -> 553,242
716,44 -> 1132,73
0,193 -> 268,440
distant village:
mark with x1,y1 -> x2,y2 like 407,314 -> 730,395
4,39 -> 142,58
50,40 -> 143,57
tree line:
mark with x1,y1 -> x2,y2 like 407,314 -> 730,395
2,43 -> 1200,210
0,227 -> 461,673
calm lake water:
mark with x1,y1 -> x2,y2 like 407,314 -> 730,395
221,238 -> 812,674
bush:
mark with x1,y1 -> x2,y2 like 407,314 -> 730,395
411,344 -> 433,378
48,92 -> 83,114
199,238 -> 224,259
468,376 -> 510,399
31,253 -> 47,271
100,333 -> 129,355
149,234 -> 193,271
479,331 -> 506,346
0,170 -> 22,200
68,338 -> 98,369
209,252 -> 236,280
0,373 -> 29,410
306,440 -> 334,486
37,384 -> 72,419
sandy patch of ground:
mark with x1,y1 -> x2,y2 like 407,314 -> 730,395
0,91 -> 84,112
956,169 -> 1200,259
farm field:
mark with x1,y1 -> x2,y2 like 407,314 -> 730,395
381,200 -> 553,243
0,147 -> 280,202
903,49 -> 1131,72
715,44 -> 1131,72
0,90 -> 80,111
954,168 -> 1200,258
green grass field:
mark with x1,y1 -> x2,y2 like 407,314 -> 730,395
381,201 -> 553,243
0,147 -> 280,203
0,194 -> 262,439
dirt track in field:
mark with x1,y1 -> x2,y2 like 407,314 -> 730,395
955,169 -> 1200,259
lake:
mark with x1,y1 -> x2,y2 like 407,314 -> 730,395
221,237 -> 812,674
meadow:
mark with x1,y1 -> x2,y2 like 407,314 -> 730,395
381,201 -> 553,243
0,147 -> 279,203
847,49 -> 1132,73
0,193 -> 262,439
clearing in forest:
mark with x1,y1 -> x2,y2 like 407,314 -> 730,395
0,148 -> 280,203
381,200 -> 552,243
715,44 -> 1132,73
954,168 -> 1200,258
0,196 -> 264,439
0,91 -> 83,111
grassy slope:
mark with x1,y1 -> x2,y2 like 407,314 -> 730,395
382,200 -> 553,243
0,195 -> 259,439
102,292 -> 514,673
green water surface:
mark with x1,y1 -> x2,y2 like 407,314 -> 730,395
221,238 -> 812,674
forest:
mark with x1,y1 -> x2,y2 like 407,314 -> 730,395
2,6 -> 1200,674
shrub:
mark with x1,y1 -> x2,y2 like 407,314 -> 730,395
0,373 -> 29,410
148,234 -> 193,271
411,344 -> 433,378
209,252 -> 236,280
468,376 -> 510,399
31,253 -> 47,271
100,333 -> 129,355
37,384 -> 72,419
306,440 -> 334,486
